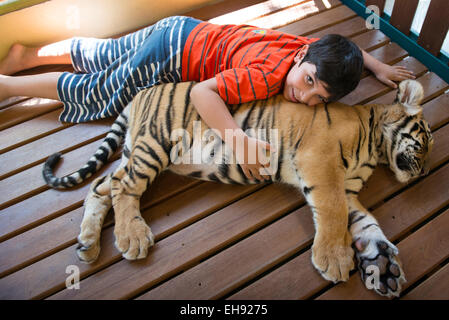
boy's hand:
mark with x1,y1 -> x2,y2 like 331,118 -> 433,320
374,63 -> 415,89
362,49 -> 415,89
234,135 -> 273,181
190,79 -> 274,182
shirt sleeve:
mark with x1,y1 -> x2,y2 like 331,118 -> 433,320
215,63 -> 286,105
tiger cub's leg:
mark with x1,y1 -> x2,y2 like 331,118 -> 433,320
77,174 -> 112,263
111,168 -> 154,260
347,195 -> 406,298
297,164 -> 354,282
111,140 -> 169,260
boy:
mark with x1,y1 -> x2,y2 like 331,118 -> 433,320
0,16 -> 414,180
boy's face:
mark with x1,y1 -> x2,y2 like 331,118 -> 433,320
283,46 -> 331,106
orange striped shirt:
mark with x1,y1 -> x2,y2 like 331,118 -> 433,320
181,21 -> 319,104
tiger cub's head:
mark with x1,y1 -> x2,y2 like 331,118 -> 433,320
380,80 -> 434,183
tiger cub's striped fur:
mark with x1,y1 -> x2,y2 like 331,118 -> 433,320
43,80 -> 433,298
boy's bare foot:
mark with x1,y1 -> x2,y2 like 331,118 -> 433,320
0,43 -> 28,75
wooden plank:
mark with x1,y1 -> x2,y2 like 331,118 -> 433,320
317,210 -> 449,300
184,0 -> 269,21
402,263 -> 449,300
0,99 -> 62,131
294,16 -> 389,53
277,5 -> 357,36
422,92 -> 449,130
0,96 -> 30,110
12,64 -> 74,77
142,183 -> 265,240
0,180 -> 92,240
417,0 -> 449,56
0,207 -> 83,278
208,0 -> 339,26
0,109 -> 71,154
365,0 -> 386,15
0,118 -> 113,179
114,0 -> 341,39
0,139 -> 114,209
45,185 -> 297,300
389,0 -> 419,36
426,121 -> 449,168
393,212 -> 449,298
229,162 -> 449,299
0,170 -> 199,242
239,0 -> 340,30
138,205 -> 314,300
308,16 -> 367,39
350,30 -> 390,53
367,41 -> 409,65
0,184 -> 298,299
0,181 -> 263,277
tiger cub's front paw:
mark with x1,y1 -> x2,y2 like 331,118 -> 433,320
76,235 -> 100,263
114,216 -> 155,260
354,237 -> 406,298
312,235 -> 355,283
77,232 -> 101,264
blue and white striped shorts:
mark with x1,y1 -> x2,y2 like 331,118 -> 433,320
57,16 -> 201,123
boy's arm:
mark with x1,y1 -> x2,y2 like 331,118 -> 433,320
190,78 -> 271,181
362,49 -> 415,88
190,78 -> 245,145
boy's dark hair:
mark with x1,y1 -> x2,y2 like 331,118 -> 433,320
301,34 -> 363,102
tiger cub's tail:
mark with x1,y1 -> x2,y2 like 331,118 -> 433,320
43,108 -> 129,189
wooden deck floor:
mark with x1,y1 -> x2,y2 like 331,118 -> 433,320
0,0 -> 448,300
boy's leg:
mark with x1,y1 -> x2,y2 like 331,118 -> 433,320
70,27 -> 154,74
0,40 -> 72,75
0,72 -> 61,101
0,23 -> 155,76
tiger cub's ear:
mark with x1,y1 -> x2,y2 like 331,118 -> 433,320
396,80 -> 424,116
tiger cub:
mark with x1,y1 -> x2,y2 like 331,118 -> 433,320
43,80 -> 433,298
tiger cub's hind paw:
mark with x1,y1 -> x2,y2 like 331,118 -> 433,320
354,238 -> 406,298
